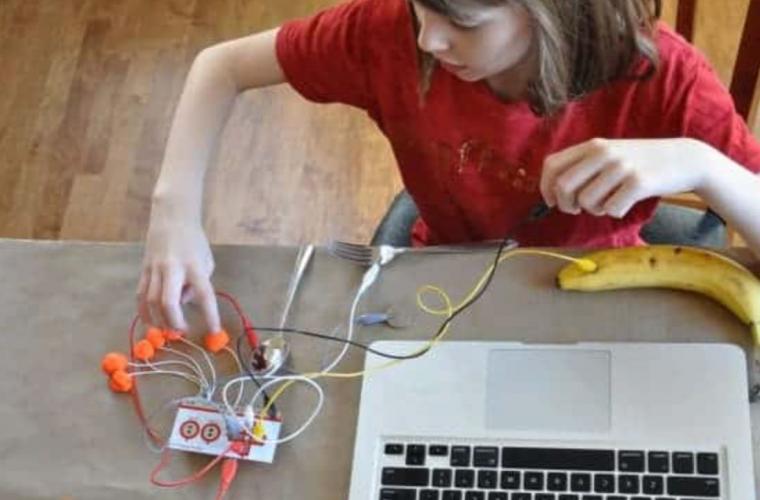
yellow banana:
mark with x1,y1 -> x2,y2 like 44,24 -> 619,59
557,245 -> 760,400
557,245 -> 760,344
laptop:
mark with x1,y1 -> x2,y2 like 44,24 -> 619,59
348,341 -> 756,499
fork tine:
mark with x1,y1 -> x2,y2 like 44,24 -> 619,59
337,249 -> 371,260
327,240 -> 375,264
330,240 -> 370,251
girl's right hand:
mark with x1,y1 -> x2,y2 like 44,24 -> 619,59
137,209 -> 221,334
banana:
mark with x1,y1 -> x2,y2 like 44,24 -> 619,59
557,245 -> 760,400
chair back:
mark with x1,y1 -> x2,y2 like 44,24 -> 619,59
675,0 -> 760,120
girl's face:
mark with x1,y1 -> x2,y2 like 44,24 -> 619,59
411,1 -> 534,83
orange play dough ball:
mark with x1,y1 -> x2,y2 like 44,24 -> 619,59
145,327 -> 166,349
163,328 -> 184,341
133,339 -> 155,361
204,329 -> 230,353
109,370 -> 133,393
101,352 -> 128,375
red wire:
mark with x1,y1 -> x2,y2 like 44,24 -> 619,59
128,315 -> 163,447
150,444 -> 234,488
216,290 -> 259,347
126,290 -> 257,493
215,458 -> 239,500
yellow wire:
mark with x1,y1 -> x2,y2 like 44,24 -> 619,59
255,248 -> 596,423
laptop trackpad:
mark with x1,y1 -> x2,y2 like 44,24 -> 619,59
485,349 -> 611,433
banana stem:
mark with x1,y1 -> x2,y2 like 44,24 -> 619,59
751,324 -> 760,403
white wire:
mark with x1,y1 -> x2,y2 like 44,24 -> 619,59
130,359 -> 208,389
221,374 -> 324,445
178,337 -> 217,391
130,369 -> 204,388
250,375 -> 324,444
223,346 -> 245,408
320,261 -> 378,374
319,325 -> 343,371
161,346 -> 210,388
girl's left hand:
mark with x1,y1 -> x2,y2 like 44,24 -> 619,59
540,138 -> 713,217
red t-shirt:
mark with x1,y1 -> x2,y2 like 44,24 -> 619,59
275,0 -> 760,247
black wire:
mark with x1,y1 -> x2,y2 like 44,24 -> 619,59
249,202 -> 553,362
236,334 -> 278,417
247,236 -> 508,361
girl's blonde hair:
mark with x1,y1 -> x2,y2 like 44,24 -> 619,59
415,0 -> 662,115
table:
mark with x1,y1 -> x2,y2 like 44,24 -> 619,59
0,239 -> 757,498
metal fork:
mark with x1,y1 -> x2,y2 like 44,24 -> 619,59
327,240 -> 512,266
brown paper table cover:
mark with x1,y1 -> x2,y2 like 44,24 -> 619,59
0,239 -> 757,499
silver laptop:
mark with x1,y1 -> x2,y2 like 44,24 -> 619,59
348,341 -> 756,500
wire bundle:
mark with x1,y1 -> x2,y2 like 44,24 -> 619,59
102,203 -> 601,497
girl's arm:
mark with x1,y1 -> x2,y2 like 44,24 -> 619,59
139,29 -> 285,332
696,143 -> 760,255
540,137 -> 760,259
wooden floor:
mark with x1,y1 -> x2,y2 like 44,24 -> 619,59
0,0 -> 756,245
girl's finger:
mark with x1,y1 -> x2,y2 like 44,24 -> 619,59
577,162 -> 630,215
541,139 -> 608,207
602,176 -> 649,219
188,269 -> 221,333
161,267 -> 189,332
146,265 -> 166,328
136,268 -> 152,327
552,154 -> 610,214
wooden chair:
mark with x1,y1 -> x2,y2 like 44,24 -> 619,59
664,0 -> 760,246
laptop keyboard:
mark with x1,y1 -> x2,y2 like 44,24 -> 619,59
378,442 -> 722,499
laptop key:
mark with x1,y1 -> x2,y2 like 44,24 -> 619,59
618,450 -> 645,472
502,447 -> 614,471
697,452 -> 719,475
500,470 -> 520,489
487,493 -> 508,500
455,469 -> 475,488
420,490 -> 439,500
385,444 -> 404,455
442,491 -> 462,500
407,444 -> 426,466
580,496 -> 602,500
477,469 -> 497,489
451,446 -> 471,467
667,476 -> 720,497
429,445 -> 449,456
593,473 -> 615,493
648,451 -> 670,473
618,474 -> 640,494
547,472 -> 568,491
464,492 -> 484,500
536,495 -> 556,500
558,495 -> 579,500
382,467 -> 430,487
510,495 -> 530,500
473,446 -> 499,467
432,469 -> 452,488
524,471 -> 544,490
570,473 -> 591,492
379,488 -> 416,500
593,473 -> 614,493
672,452 -> 695,474
642,475 -> 664,494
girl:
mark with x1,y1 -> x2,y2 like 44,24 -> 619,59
139,0 -> 760,333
